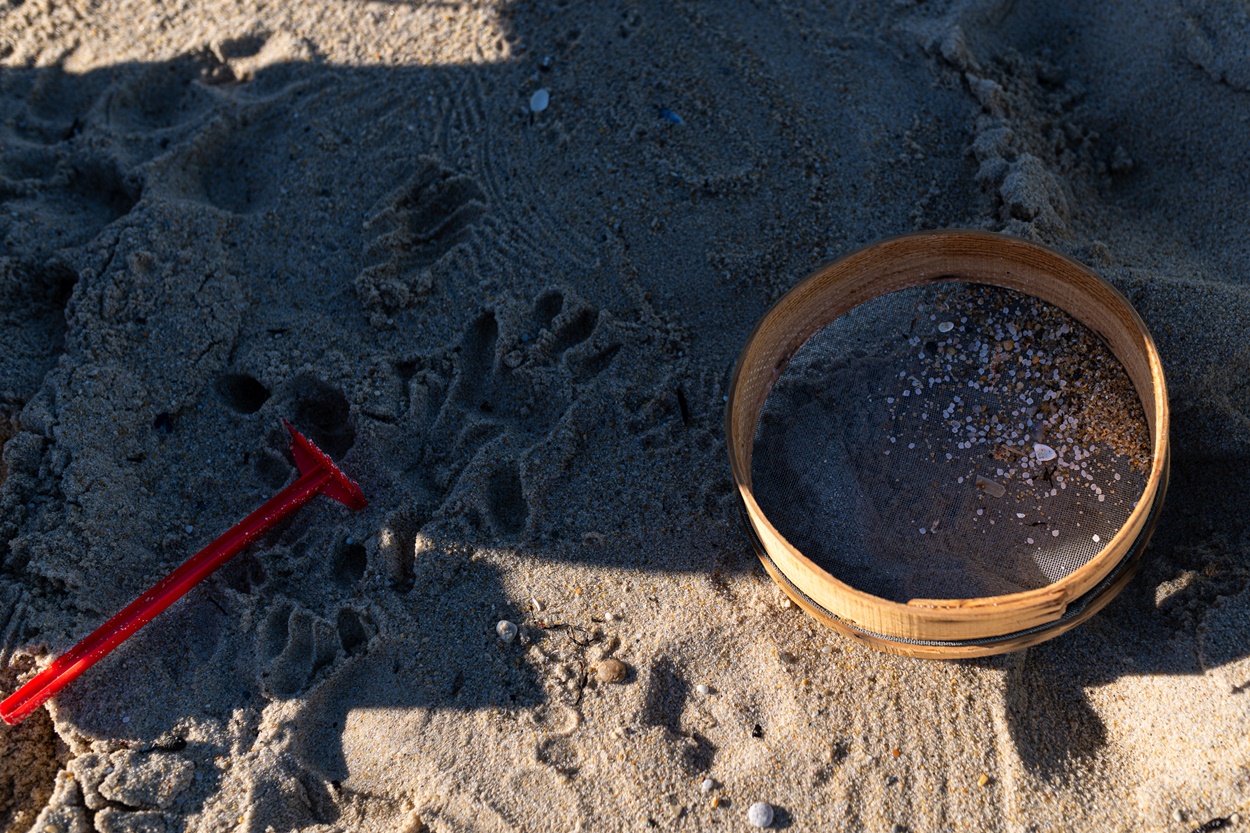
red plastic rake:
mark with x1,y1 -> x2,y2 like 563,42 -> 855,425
1,420 -> 367,725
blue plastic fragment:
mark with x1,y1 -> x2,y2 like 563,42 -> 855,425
658,107 -> 683,125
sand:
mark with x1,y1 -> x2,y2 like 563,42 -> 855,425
0,0 -> 1247,831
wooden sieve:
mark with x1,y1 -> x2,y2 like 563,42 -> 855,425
726,229 -> 1169,658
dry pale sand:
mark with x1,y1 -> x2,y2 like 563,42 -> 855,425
0,0 -> 1248,831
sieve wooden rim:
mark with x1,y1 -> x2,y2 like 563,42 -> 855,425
726,229 -> 1169,647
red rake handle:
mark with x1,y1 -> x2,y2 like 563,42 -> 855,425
1,422 -> 365,725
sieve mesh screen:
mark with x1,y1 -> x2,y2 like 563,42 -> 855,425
752,282 -> 1152,603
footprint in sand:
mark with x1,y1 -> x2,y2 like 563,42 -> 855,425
355,157 -> 489,316
0,153 -> 137,260
0,60 -> 246,262
373,289 -> 624,587
257,595 -> 376,699
104,51 -> 220,136
156,102 -> 295,215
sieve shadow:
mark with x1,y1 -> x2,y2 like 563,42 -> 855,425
985,450 -> 1250,780
641,656 -> 718,776
995,650 -> 1109,780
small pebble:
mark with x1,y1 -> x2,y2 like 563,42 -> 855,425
1172,809 -> 1184,823
185,525 -> 194,534
977,772 -> 989,787
938,321 -> 954,333
529,88 -> 549,112
596,658 -> 628,684
700,778 -> 716,794
1092,534 -> 1101,543
1230,812 -> 1241,824
1033,443 -> 1057,462
696,684 -> 711,695
747,802 -> 774,828
495,620 -> 517,643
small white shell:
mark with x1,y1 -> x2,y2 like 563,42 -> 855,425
529,88 -> 550,112
938,321 -> 955,333
496,620 -> 518,643
747,802 -> 774,828
1033,443 -> 1057,462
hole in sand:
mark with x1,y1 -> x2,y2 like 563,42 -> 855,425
333,540 -> 367,587
217,373 -> 271,414
292,376 -> 355,459
336,609 -> 369,655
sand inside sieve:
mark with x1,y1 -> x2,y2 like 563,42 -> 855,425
752,282 -> 1152,603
